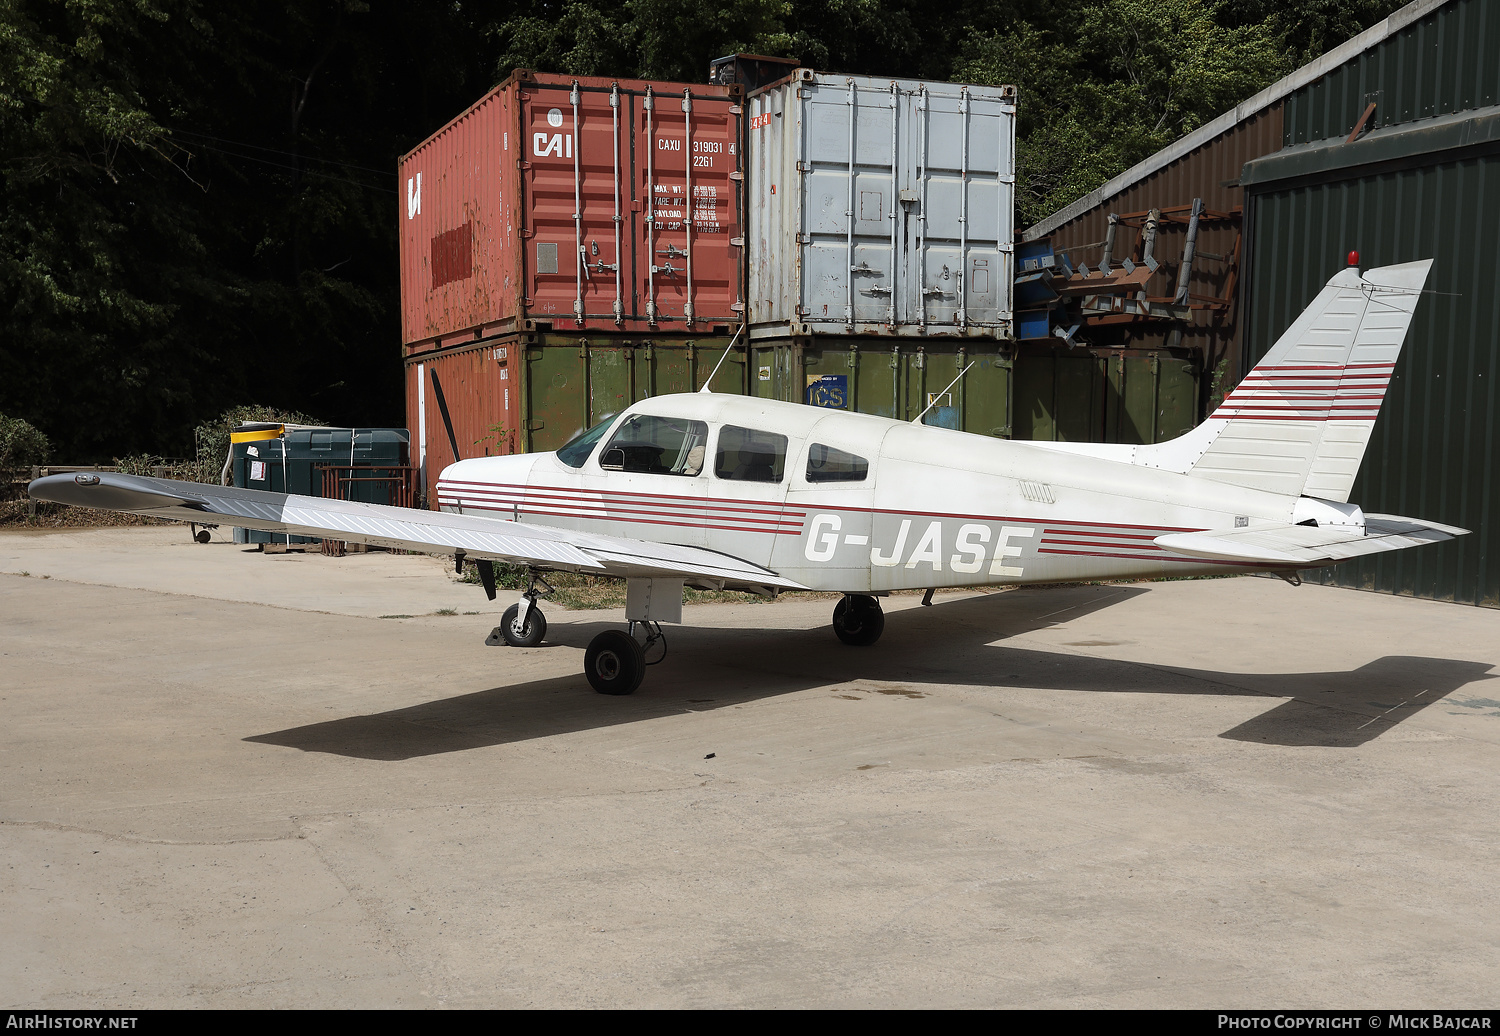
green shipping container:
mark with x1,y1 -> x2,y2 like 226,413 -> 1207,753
1011,350 -> 1200,445
521,333 -> 747,453
751,337 -> 1015,438
232,427 -> 410,544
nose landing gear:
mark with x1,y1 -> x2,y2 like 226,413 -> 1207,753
487,569 -> 554,647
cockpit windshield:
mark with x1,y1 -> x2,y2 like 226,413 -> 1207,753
556,415 -> 617,468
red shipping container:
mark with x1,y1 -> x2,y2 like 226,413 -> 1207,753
400,71 -> 745,352
405,342 -> 523,504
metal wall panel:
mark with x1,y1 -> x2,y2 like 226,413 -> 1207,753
747,71 -> 1016,339
399,72 -> 744,350
1243,153 -> 1500,606
1284,0 -> 1500,145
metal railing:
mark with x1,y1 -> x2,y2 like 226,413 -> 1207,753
315,464 -> 420,556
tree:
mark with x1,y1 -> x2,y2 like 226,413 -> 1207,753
957,0 -> 1291,226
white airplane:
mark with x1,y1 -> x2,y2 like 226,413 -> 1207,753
30,259 -> 1465,695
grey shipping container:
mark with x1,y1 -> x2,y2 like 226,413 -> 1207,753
747,70 -> 1017,340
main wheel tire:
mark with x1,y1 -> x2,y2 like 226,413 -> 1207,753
832,595 -> 885,646
194,529 -> 212,544
585,629 -> 646,695
500,603 -> 547,647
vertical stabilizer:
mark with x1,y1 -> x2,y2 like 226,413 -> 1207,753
1136,260 -> 1431,498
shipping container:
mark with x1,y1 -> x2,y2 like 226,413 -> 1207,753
399,71 -> 745,352
231,427 -> 410,543
743,337 -> 1197,443
747,71 -> 1017,340
1010,349 -> 1200,445
747,336 -> 1014,436
406,332 -> 744,500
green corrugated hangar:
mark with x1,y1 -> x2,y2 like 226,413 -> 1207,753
1028,0 -> 1498,607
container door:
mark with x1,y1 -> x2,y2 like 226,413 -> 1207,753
907,84 -> 1015,333
798,78 -> 901,330
521,80 -> 632,328
526,344 -> 588,453
639,87 -> 741,331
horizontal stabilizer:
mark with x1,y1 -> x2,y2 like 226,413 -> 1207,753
27,473 -> 810,591
1155,514 -> 1468,566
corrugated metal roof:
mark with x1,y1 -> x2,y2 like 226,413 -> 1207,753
1023,0 -> 1451,241
1243,103 -> 1500,187
1284,0 -> 1500,144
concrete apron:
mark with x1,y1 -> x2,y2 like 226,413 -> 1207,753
3,526 -> 1499,1007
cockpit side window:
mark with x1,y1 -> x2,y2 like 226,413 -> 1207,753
556,415 -> 617,469
805,443 -> 868,483
714,425 -> 787,483
598,415 -> 709,476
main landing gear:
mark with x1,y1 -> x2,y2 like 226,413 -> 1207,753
486,569 -> 671,696
584,621 -> 666,696
832,594 -> 885,646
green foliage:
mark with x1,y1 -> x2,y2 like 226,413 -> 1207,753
0,0 -> 1408,462
194,403 -> 324,483
0,412 -> 51,484
957,0 -> 1293,226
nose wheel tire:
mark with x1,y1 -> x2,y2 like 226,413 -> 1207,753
585,629 -> 646,695
500,603 -> 547,647
832,595 -> 884,646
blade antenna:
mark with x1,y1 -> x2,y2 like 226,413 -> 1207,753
910,361 -> 975,425
699,325 -> 743,393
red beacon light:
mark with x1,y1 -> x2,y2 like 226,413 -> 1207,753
1348,250 -> 1360,267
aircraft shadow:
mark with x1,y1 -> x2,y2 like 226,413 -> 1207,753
244,585 -> 1495,759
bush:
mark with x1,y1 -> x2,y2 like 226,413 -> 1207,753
191,405 -> 325,485
1,414 -> 51,491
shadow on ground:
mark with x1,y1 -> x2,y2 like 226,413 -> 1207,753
245,584 -> 1495,759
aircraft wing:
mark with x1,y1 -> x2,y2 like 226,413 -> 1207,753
26,472 -> 811,591
1154,515 -> 1469,566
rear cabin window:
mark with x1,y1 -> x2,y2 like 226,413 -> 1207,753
806,444 -> 869,483
599,415 -> 708,476
714,425 -> 787,483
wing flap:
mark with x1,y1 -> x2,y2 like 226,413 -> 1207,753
28,473 -> 809,589
1155,515 -> 1469,566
